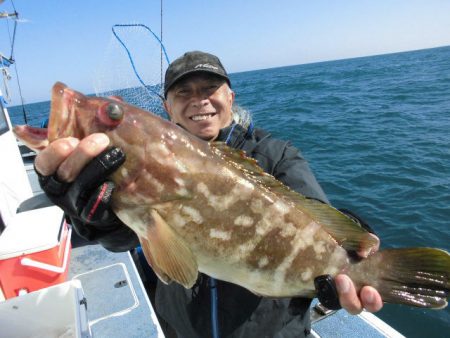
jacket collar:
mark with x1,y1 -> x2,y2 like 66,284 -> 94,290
216,123 -> 250,148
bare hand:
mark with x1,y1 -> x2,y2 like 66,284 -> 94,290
34,133 -> 110,180
335,233 -> 383,314
335,274 -> 383,314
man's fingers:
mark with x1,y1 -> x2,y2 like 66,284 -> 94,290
335,274 -> 362,315
56,133 -> 110,182
360,286 -> 383,313
35,134 -> 110,181
358,233 -> 380,258
34,137 -> 80,176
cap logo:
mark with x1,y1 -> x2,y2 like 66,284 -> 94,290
194,63 -> 219,70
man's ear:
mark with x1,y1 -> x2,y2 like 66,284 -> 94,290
163,100 -> 172,120
230,90 -> 235,106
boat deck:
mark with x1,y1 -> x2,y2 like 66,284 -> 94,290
69,236 -> 163,337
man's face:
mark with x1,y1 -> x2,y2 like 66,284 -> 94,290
164,73 -> 235,141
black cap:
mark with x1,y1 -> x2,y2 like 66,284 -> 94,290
164,51 -> 230,98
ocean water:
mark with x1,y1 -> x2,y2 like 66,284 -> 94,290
8,46 -> 450,337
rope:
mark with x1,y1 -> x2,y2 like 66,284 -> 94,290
160,0 -> 163,86
208,123 -> 239,338
2,1 -> 27,123
210,277 -> 220,338
225,123 -> 238,144
111,23 -> 170,101
8,12 -> 17,60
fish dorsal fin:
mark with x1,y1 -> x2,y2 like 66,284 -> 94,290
291,196 -> 379,254
211,142 -> 264,174
139,209 -> 198,288
211,142 -> 378,253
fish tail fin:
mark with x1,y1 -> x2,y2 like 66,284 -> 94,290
347,248 -> 450,309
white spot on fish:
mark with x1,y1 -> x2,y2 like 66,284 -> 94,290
172,213 -> 187,228
147,142 -> 189,174
196,182 -> 241,212
173,171 -> 189,196
314,241 -> 326,255
255,218 -> 272,236
144,171 -> 164,193
181,206 -> 203,224
174,177 -> 185,187
273,222 -> 321,293
300,221 -> 320,247
158,143 -> 171,156
324,246 -> 348,276
301,268 -> 312,282
235,177 -> 254,196
210,229 -> 231,241
176,188 -> 190,197
273,200 -> 290,214
221,167 -> 235,178
253,200 -> 291,237
250,199 -> 264,214
258,256 -> 269,268
234,215 -> 254,227
197,149 -> 207,157
262,193 -> 274,204
174,159 -> 188,173
121,168 -> 129,177
280,223 -> 296,237
237,242 -> 258,257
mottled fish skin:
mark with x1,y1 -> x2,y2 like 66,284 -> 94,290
45,82 -> 351,296
14,83 -> 450,309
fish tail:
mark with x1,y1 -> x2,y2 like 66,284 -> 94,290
346,248 -> 450,309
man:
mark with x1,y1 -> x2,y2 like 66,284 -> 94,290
35,51 -> 382,337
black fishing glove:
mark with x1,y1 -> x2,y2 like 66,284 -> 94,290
314,275 -> 341,310
37,147 -> 139,252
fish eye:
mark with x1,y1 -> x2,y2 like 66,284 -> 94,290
106,103 -> 123,121
97,102 -> 124,128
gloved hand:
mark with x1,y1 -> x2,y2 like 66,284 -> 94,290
37,147 -> 139,251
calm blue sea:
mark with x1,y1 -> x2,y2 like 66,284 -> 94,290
8,46 -> 450,337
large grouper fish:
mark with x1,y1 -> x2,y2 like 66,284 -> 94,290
14,82 -> 450,309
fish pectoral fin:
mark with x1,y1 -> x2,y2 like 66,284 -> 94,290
140,209 -> 198,289
139,236 -> 173,285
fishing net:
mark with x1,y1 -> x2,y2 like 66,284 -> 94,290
93,23 -> 170,117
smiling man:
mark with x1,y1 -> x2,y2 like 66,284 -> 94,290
34,51 -> 383,338
153,51 -> 383,337
163,51 -> 235,141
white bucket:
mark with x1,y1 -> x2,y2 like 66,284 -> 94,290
0,280 -> 91,338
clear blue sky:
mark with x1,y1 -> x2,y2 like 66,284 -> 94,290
1,0 -> 450,105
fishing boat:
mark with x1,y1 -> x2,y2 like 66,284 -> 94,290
0,2 -> 407,337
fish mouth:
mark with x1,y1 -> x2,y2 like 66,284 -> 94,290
189,113 -> 217,122
47,82 -> 80,142
12,82 -> 75,151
